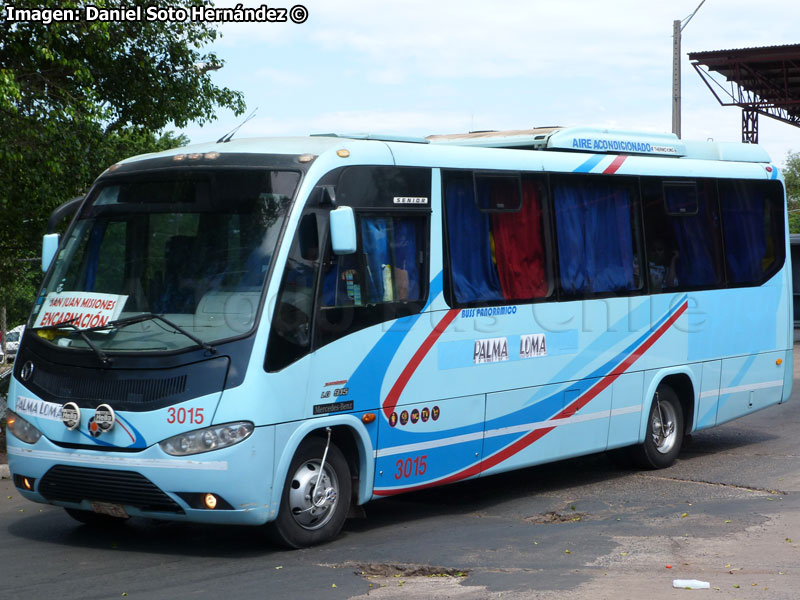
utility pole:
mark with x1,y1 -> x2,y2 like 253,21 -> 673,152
672,19 -> 682,138
672,0 -> 707,138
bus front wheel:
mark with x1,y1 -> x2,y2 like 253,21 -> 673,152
271,436 -> 351,548
632,384 -> 684,469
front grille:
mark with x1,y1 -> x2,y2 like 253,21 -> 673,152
33,369 -> 187,406
39,465 -> 183,513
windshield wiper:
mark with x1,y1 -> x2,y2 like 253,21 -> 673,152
89,313 -> 217,355
36,318 -> 111,365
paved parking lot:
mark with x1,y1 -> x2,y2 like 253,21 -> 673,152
1,358 -> 799,599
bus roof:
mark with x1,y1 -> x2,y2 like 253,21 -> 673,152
115,126 -> 773,170
426,126 -> 772,163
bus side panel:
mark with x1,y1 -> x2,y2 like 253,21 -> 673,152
483,383 -> 570,476
696,360 -> 722,431
716,351 -> 786,425
373,394 -> 484,496
482,379 -> 610,476
607,372 -> 644,449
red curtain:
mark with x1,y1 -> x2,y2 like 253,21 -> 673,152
491,181 -> 547,299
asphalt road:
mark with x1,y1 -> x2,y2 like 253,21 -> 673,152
2,359 -> 800,600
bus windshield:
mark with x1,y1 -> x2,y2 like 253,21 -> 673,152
30,168 -> 300,353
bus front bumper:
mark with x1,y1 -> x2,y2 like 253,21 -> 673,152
6,425 -> 276,526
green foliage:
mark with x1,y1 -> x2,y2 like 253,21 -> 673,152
0,0 -> 245,325
785,152 -> 800,234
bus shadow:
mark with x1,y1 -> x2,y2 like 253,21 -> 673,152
5,424 -> 777,556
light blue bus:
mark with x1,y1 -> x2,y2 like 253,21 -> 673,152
6,127 -> 792,547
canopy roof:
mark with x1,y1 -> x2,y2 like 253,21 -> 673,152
689,44 -> 800,128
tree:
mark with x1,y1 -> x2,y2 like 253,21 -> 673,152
0,0 -> 245,326
785,152 -> 800,234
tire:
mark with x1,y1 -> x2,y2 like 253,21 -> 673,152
270,437 -> 351,548
64,507 -> 129,527
631,384 -> 684,469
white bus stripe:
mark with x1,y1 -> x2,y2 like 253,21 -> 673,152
8,446 -> 228,471
699,380 -> 783,399
374,406 -> 641,458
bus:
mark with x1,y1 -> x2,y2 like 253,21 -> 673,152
5,127 -> 793,548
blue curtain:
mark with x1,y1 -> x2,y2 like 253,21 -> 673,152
359,217 -> 421,303
445,181 -> 503,303
720,185 -> 766,284
670,199 -> 719,287
361,218 -> 392,302
392,219 -> 420,300
554,183 -> 635,294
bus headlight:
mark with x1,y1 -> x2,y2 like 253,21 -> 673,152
159,422 -> 254,456
6,411 -> 43,444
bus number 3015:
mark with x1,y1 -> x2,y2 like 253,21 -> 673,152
395,455 -> 427,479
167,407 -> 204,425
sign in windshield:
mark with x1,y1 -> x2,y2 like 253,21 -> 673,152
33,292 -> 127,329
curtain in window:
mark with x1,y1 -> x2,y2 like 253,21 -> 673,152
391,219 -> 420,301
491,181 -> 547,298
670,200 -> 719,287
554,182 -> 635,294
720,185 -> 766,284
360,217 -> 421,303
361,217 -> 392,302
445,181 -> 503,303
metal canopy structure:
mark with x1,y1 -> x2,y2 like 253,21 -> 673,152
688,43 -> 800,143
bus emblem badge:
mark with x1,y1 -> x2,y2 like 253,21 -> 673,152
61,402 -> 81,431
21,361 -> 34,382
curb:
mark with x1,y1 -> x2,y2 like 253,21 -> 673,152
0,464 -> 9,479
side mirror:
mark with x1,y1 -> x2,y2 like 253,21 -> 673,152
42,233 -> 60,272
329,206 -> 357,255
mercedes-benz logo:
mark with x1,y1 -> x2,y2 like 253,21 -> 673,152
20,361 -> 34,382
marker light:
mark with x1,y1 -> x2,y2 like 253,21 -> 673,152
23,477 -> 33,491
203,493 -> 218,510
5,411 -> 43,444
203,152 -> 220,160
159,421 -> 254,456
336,149 -> 351,158
298,154 -> 316,163
362,413 -> 376,424
777,358 -> 783,365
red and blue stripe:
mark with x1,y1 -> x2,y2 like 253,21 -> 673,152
374,296 -> 688,495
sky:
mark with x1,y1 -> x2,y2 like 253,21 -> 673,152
177,0 -> 800,168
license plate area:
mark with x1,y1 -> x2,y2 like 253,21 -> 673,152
90,501 -> 129,518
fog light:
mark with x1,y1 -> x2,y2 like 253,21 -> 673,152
12,474 -> 36,491
203,493 -> 218,510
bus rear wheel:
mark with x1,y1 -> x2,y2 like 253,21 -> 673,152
632,384 -> 684,469
270,437 -> 351,548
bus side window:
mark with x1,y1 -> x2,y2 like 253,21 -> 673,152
316,213 -> 427,346
642,179 -> 724,292
443,172 -> 552,305
265,213 -> 321,371
552,176 -> 642,297
322,215 -> 424,307
718,180 -> 785,285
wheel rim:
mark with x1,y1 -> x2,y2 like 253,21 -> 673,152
651,400 -> 678,454
287,458 -> 340,531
